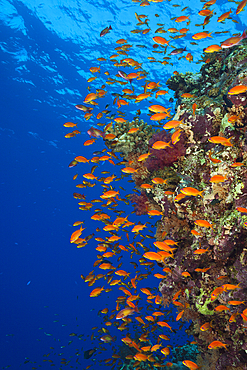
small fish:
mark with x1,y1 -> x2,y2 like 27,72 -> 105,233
152,141 -> 172,150
200,322 -> 211,331
208,341 -> 228,349
100,334 -> 116,343
182,360 -> 199,370
236,0 -> 247,14
221,30 -> 247,48
153,36 -> 170,45
195,219 -> 213,229
181,187 -> 204,197
116,305 -> 139,319
192,31 -> 212,40
100,25 -> 112,37
170,47 -> 186,55
204,44 -> 221,53
84,349 -> 96,359
228,85 -> 247,95
163,120 -> 183,129
214,305 -> 229,312
87,127 -> 105,138
208,136 -> 233,146
210,175 -> 227,183
152,177 -> 167,185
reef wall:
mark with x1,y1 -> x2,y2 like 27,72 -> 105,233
106,42 -> 247,370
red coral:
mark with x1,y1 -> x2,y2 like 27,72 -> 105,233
145,130 -> 186,172
130,192 -> 149,215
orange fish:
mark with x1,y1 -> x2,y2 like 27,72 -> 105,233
204,44 -> 221,53
191,230 -> 202,237
175,16 -> 189,22
228,300 -> 245,305
152,36 -> 169,45
163,120 -> 183,129
208,341 -> 228,349
150,113 -> 169,121
132,224 -> 147,233
210,175 -> 227,183
83,173 -> 98,180
200,322 -> 211,331
152,177 -> 167,185
152,141 -> 172,150
208,150 -> 221,163
211,286 -> 224,301
208,136 -> 233,146
236,0 -> 247,14
84,139 -> 96,146
84,92 -> 98,103
217,9 -> 232,22
64,122 -> 77,127
171,129 -> 182,145
149,105 -> 170,114
104,133 -> 116,140
128,127 -> 139,134
134,353 -> 147,361
74,156 -> 89,163
194,248 -> 209,254
199,9 -> 213,16
90,287 -> 104,297
143,251 -> 163,261
182,360 -> 199,370
116,305 -> 139,320
194,219 -> 213,229
148,210 -> 163,216
222,283 -> 240,291
157,321 -> 172,330
236,207 -> 247,213
214,305 -> 229,312
192,103 -> 197,116
181,187 -> 204,197
181,93 -> 194,98
121,167 -> 138,174
100,190 -> 119,199
176,310 -> 184,321
115,270 -> 130,277
155,90 -> 168,98
70,225 -> 84,243
161,347 -> 170,356
229,312 -> 239,323
138,153 -> 150,162
228,85 -> 247,95
192,32 -> 212,40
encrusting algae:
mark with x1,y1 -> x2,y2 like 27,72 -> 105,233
64,5 -> 247,370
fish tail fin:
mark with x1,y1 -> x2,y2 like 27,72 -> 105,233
242,29 -> 247,39
134,304 -> 140,313
109,25 -> 112,30
199,190 -> 205,197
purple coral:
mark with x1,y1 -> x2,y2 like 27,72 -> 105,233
145,130 -> 186,171
130,192 -> 149,215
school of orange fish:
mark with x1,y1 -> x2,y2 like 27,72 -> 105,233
64,0 -> 247,369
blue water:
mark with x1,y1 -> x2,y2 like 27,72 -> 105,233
0,0 -> 246,369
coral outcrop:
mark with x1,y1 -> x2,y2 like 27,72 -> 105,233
112,41 -> 247,370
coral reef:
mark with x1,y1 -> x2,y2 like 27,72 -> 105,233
104,117 -> 155,155
116,42 -> 247,370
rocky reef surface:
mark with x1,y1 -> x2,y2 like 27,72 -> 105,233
109,42 -> 247,370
